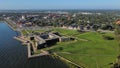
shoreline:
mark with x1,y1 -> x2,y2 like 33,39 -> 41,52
4,20 -> 17,31
0,21 -> 49,58
4,21 -> 16,31
0,21 -> 18,33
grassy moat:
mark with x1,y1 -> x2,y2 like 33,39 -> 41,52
21,28 -> 119,68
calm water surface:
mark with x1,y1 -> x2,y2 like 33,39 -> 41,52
0,22 -> 68,68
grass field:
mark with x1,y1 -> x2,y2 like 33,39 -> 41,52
45,28 -> 119,68
51,28 -> 80,36
21,30 -> 47,35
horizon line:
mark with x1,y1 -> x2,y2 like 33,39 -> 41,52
0,8 -> 120,11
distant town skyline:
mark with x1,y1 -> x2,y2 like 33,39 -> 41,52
0,0 -> 120,10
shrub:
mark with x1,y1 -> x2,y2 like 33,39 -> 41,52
102,35 -> 114,40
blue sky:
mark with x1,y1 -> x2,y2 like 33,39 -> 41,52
0,0 -> 120,10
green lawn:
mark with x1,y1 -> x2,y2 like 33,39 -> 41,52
52,28 -> 80,36
21,30 -> 47,35
47,29 -> 119,68
21,27 -> 79,36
